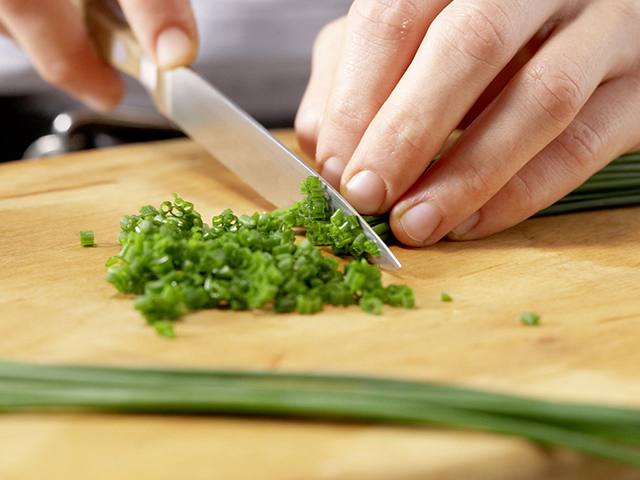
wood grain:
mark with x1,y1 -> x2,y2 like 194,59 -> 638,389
0,131 -> 639,479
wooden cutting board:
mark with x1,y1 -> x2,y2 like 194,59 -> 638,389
0,131 -> 639,479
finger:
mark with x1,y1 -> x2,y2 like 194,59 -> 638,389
0,0 -> 124,111
341,0 -> 562,214
458,27 -> 552,129
449,74 -> 640,240
295,17 -> 346,171
389,2 -> 638,246
391,8 -> 633,246
0,22 -> 11,38
119,0 -> 198,70
315,0 -> 449,185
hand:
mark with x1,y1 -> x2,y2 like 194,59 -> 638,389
0,0 -> 198,111
296,0 -> 640,246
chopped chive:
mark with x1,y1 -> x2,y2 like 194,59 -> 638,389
80,230 -> 94,247
153,321 -> 176,338
274,177 -> 383,259
105,180 -> 414,336
360,295 -> 384,314
441,292 -> 453,302
139,205 -> 158,217
104,257 -> 119,267
520,312 -> 540,326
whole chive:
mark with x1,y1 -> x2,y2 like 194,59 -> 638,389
535,151 -> 640,217
520,312 -> 540,326
441,292 -> 453,302
535,194 -> 640,217
80,230 -> 94,247
1,361 -> 639,468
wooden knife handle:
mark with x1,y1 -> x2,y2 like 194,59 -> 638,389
72,0 -> 142,79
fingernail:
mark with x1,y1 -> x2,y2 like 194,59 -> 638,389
449,211 -> 480,239
345,170 -> 386,214
320,157 -> 345,189
156,27 -> 195,69
398,202 -> 443,245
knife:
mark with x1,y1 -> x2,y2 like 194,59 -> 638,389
77,0 -> 401,270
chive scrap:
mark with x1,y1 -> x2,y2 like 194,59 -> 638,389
105,257 -> 119,267
520,312 -> 540,326
153,321 -> 176,338
105,184 -> 414,335
80,230 -> 94,247
441,292 -> 453,302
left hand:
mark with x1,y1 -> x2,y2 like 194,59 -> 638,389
295,0 -> 640,246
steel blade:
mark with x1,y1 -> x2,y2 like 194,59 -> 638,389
148,65 -> 400,270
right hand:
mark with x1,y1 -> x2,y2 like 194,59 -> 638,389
0,0 -> 198,111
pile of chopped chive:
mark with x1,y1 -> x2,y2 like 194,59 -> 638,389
105,177 -> 413,336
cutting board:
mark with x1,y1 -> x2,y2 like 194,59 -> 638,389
0,131 -> 639,480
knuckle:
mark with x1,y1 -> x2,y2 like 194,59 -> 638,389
380,108 -> 430,158
451,157 -> 496,201
327,95 -> 370,135
294,106 -> 319,136
521,59 -> 587,127
294,108 -> 321,153
507,172 -> 539,217
434,1 -> 513,71
314,17 -> 344,52
39,58 -> 76,89
612,0 -> 640,24
554,118 -> 603,173
611,2 -> 640,63
351,0 -> 421,44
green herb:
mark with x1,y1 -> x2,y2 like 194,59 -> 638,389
273,176 -> 382,259
105,182 -> 414,333
0,361 -> 638,468
535,151 -> 640,216
441,292 -> 453,302
152,321 -> 175,338
520,312 -> 540,326
80,230 -> 94,247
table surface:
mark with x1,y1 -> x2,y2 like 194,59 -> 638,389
0,131 -> 639,480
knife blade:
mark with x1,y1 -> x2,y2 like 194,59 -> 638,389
80,0 -> 401,270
